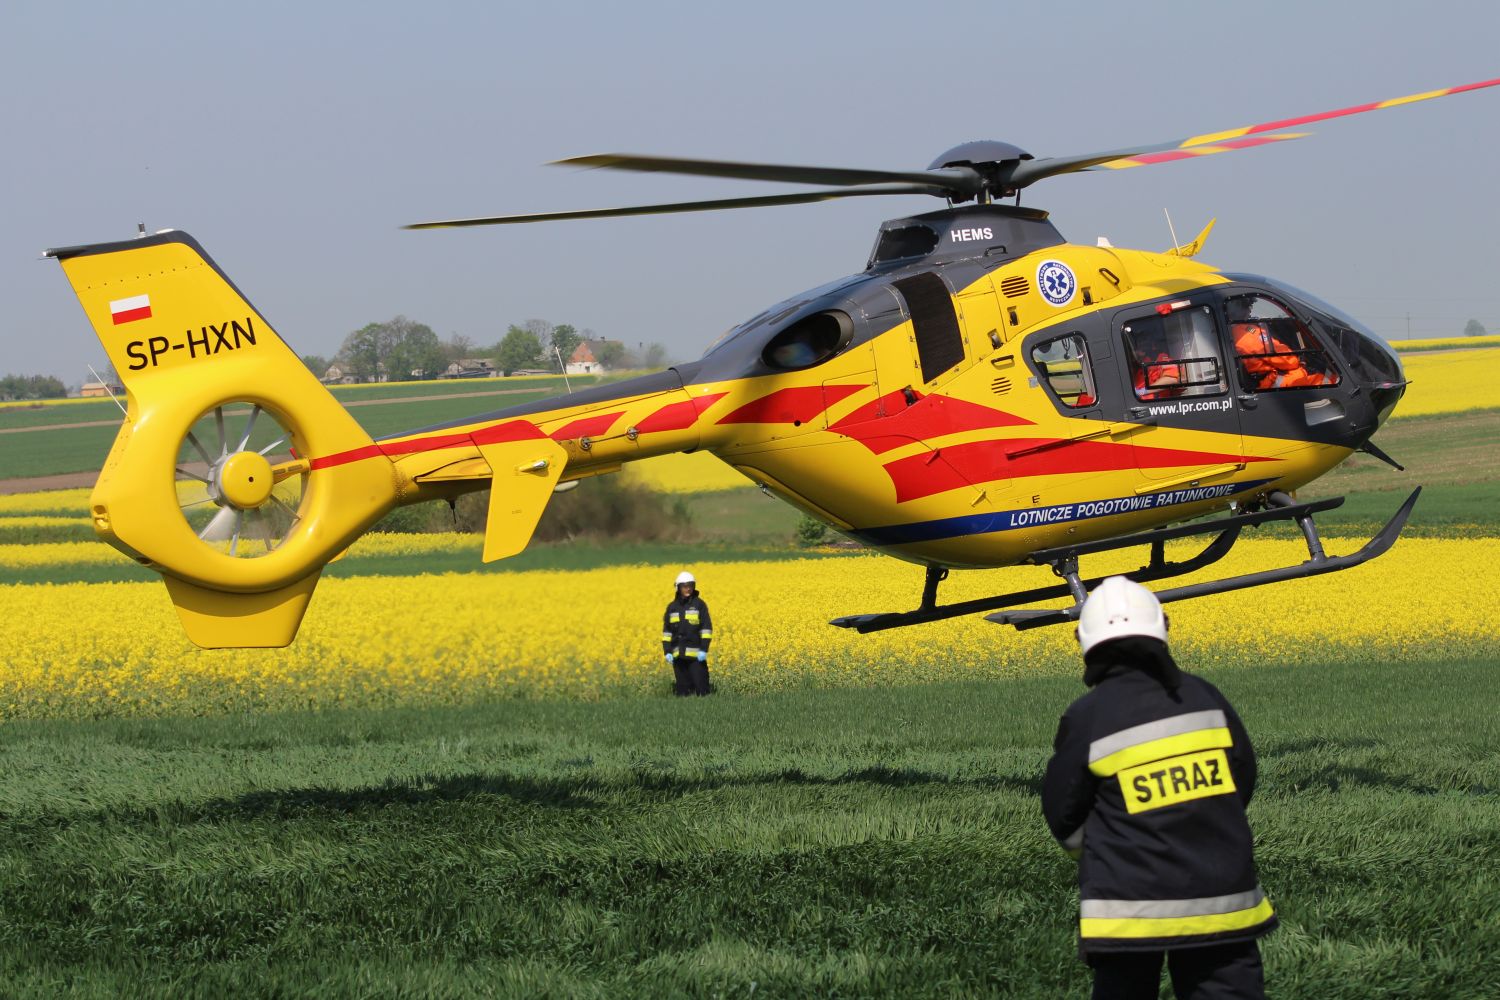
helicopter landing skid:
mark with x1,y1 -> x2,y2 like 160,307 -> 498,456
829,488 -> 1420,634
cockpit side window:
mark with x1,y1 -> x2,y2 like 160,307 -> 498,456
1031,333 -> 1097,409
1121,305 -> 1227,401
871,225 -> 940,265
1225,293 -> 1341,391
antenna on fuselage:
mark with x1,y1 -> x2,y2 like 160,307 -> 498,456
1163,208 -> 1181,254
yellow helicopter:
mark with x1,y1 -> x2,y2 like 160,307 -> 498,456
46,77 -> 1498,648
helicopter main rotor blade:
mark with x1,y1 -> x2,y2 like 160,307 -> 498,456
555,153 -> 985,196
1011,133 -> 1309,186
1010,75 -> 1500,189
404,183 -> 943,229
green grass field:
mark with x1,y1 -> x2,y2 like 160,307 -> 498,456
0,376 -> 618,479
1265,407 -> 1500,537
3,396 -> 1498,996
1,659 -> 1495,998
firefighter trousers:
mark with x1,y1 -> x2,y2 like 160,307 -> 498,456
672,656 -> 711,697
1087,940 -> 1264,1000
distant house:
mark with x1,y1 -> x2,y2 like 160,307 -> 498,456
440,358 -> 497,379
80,380 -> 124,398
321,364 -> 357,385
566,342 -> 603,375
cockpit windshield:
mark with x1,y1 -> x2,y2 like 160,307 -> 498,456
1266,279 -> 1404,385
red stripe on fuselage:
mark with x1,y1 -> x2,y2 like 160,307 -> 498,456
471,419 -> 547,445
635,392 -> 728,433
883,438 -> 1274,503
308,444 -> 385,471
830,392 -> 1033,455
548,411 -> 623,440
379,431 -> 475,456
309,419 -> 546,470
716,384 -> 866,425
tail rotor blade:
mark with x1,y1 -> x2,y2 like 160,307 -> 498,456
199,505 -> 238,542
235,405 -> 261,453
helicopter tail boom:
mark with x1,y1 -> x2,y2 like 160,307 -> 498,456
45,231 -> 400,647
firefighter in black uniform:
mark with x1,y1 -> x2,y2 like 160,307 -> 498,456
662,571 -> 713,696
1044,576 -> 1276,1000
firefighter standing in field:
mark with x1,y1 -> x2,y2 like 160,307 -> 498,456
1043,577 -> 1276,1000
662,570 -> 713,696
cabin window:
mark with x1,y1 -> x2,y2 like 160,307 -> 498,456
761,311 -> 854,371
1224,294 -> 1341,392
1031,333 -> 1097,409
1121,305 -> 1227,402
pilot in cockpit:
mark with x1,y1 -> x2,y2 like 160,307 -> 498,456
1228,297 -> 1327,390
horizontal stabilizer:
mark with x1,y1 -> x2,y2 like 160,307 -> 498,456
477,437 -> 569,562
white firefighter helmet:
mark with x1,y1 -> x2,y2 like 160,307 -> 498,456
1076,576 -> 1168,654
675,571 -> 695,587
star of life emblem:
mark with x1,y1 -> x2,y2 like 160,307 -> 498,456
1036,260 -> 1076,306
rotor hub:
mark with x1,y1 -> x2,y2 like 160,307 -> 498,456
927,140 -> 1032,172
928,140 -> 1034,202
216,451 -> 274,510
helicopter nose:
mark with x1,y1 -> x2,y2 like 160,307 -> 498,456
1352,330 -> 1406,429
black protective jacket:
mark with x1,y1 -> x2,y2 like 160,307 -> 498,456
1042,639 -> 1276,954
661,589 -> 712,659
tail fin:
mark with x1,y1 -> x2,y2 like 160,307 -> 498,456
46,232 -> 398,648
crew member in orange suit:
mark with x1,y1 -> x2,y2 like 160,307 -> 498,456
1132,333 -> 1183,401
1227,299 -> 1326,389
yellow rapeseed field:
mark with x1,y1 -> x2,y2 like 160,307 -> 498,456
1393,348 -> 1500,417
623,451 -> 757,493
3,537 -> 1495,718
0,516 -> 87,529
0,531 -> 486,569
1390,334 -> 1500,352
0,488 -> 91,514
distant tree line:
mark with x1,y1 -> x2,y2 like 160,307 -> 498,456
0,374 -> 67,401
303,316 -> 673,382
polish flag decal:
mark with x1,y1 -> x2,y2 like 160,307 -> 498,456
109,294 -> 152,325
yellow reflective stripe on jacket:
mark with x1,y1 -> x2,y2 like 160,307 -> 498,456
1119,748 -> 1236,813
661,632 -> 673,642
1079,890 -> 1273,939
700,629 -> 714,639
1088,710 -> 1231,777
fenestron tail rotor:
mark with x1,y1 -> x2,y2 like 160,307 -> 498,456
405,76 -> 1500,229
175,402 -> 309,559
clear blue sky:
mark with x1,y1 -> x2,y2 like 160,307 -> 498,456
4,0 -> 1498,384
